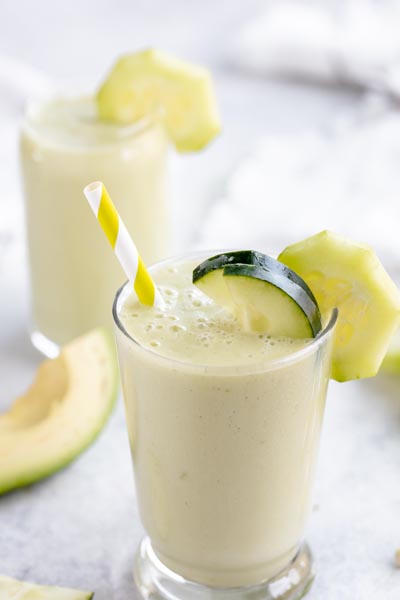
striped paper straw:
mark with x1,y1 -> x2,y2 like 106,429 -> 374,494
84,181 -> 162,307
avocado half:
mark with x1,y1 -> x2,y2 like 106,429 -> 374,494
0,575 -> 93,599
0,329 -> 119,495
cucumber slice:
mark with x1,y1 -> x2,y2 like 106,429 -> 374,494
0,575 -> 93,599
194,267 -> 230,310
193,250 -> 319,306
224,264 -> 321,337
97,49 -> 221,152
278,230 -> 400,382
381,327 -> 400,374
193,252 -> 322,338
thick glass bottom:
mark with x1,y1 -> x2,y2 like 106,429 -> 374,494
134,537 -> 314,600
31,329 -> 59,358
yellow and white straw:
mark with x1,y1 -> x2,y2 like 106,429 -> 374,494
84,181 -> 162,307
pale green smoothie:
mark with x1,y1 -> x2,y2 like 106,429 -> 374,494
114,255 -> 335,589
20,97 -> 169,352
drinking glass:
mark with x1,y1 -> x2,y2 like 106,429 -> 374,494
113,253 -> 337,600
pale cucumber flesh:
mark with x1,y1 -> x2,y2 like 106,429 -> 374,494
381,327 -> 400,374
97,49 -> 221,152
278,230 -> 400,381
223,264 -> 320,337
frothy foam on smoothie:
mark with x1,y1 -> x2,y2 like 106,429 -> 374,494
25,97 -> 151,147
120,259 -> 309,367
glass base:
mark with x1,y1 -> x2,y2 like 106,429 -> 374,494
134,537 -> 314,600
31,330 -> 60,358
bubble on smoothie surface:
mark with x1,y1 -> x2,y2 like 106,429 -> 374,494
169,324 -> 186,334
162,287 -> 179,298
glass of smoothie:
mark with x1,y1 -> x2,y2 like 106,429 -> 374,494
113,251 -> 337,599
111,225 -> 400,599
20,50 -> 220,356
20,96 -> 169,355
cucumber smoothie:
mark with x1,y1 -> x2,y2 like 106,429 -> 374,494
20,96 -> 169,352
114,254 -> 336,592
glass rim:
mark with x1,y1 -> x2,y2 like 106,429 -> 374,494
112,251 -> 338,375
21,93 -> 163,148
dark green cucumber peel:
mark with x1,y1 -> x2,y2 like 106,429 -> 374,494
223,264 -> 322,337
193,250 -> 320,309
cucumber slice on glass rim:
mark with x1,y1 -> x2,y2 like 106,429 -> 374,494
97,49 -> 221,152
193,251 -> 322,338
193,250 -> 319,306
278,230 -> 400,382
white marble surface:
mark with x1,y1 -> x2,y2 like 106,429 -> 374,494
1,1 -> 400,598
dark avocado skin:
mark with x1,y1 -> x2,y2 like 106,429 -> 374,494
193,250 -> 322,337
193,250 -> 320,312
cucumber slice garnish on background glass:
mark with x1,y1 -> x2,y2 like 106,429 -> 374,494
193,250 -> 322,338
97,48 -> 221,152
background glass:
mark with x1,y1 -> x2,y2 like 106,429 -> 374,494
20,96 -> 170,356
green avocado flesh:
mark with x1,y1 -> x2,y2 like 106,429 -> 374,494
193,251 -> 322,338
0,329 -> 118,495
0,575 -> 93,599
